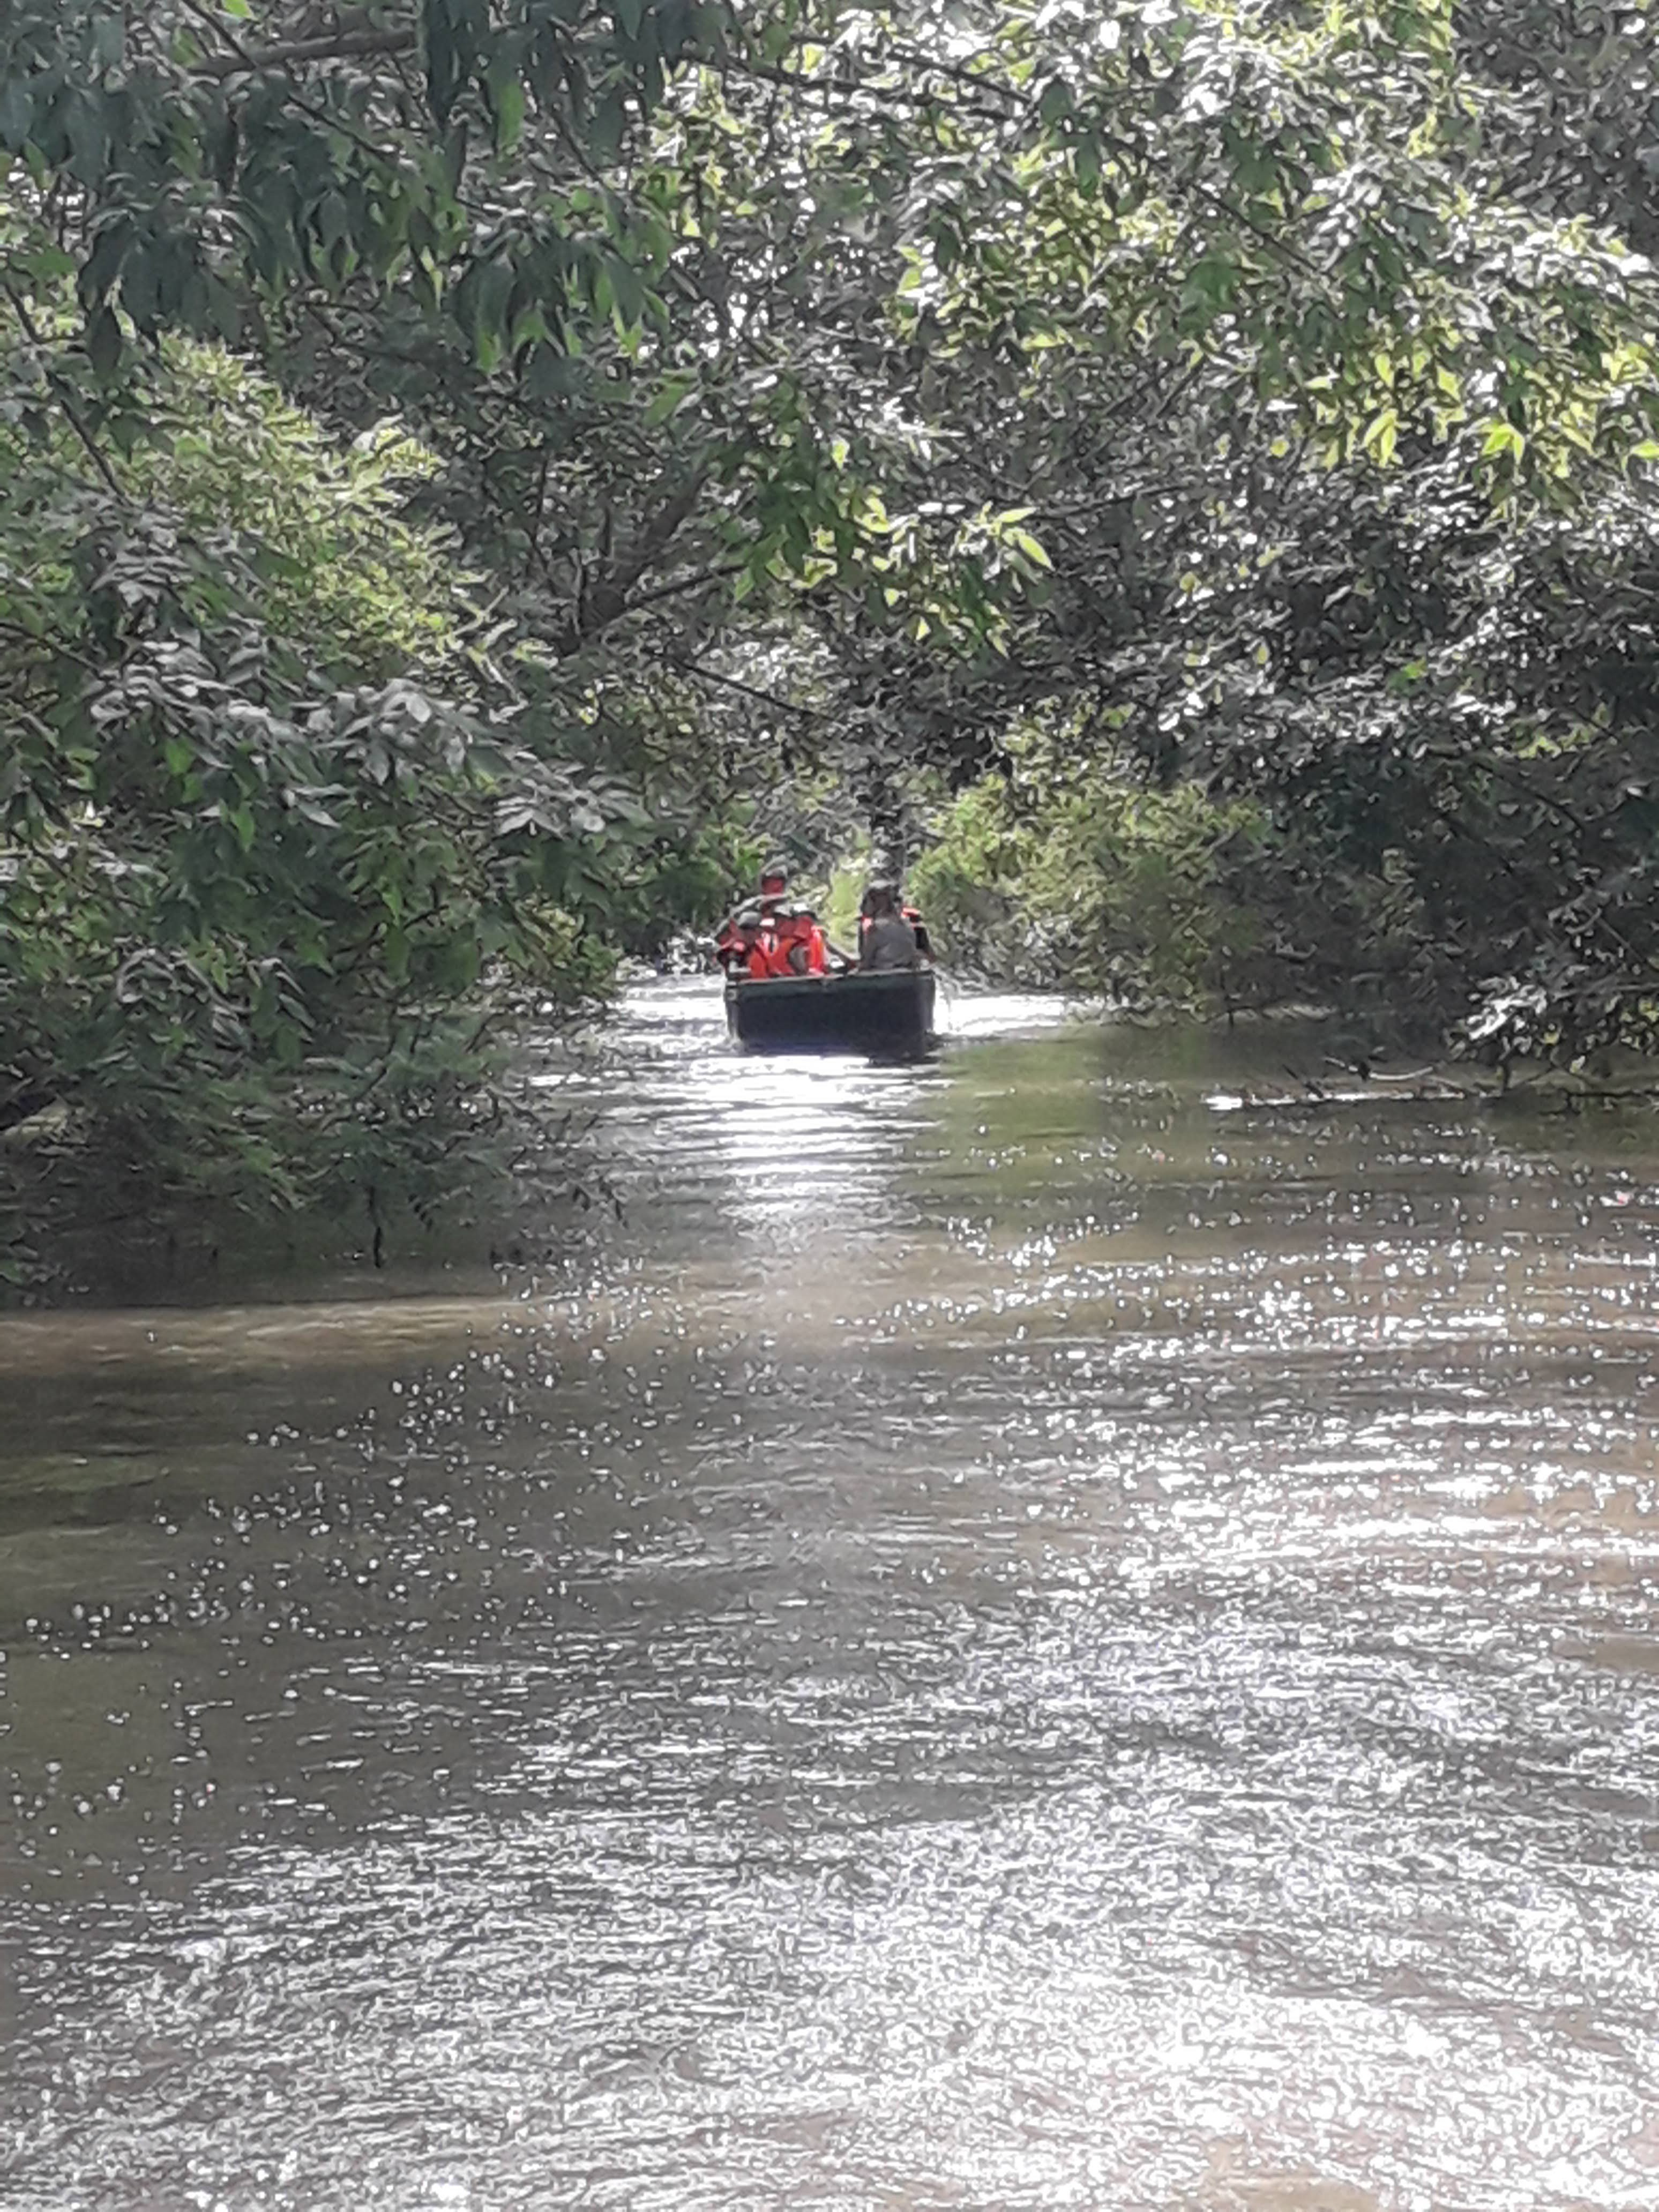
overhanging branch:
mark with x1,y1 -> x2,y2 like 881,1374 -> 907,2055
192,26 -> 420,80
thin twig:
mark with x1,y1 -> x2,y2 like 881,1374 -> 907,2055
622,557 -> 746,612
669,653 -> 834,719
3,285 -> 126,501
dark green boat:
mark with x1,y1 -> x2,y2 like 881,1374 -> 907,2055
725,968 -> 937,1055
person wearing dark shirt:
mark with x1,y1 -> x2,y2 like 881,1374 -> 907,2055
858,877 -> 932,962
858,881 -> 919,970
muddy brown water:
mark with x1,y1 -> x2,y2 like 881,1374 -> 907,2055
4,982 -> 1659,2211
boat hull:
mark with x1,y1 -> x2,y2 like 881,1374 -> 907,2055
725,969 -> 937,1055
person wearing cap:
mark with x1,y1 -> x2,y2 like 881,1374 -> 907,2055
857,880 -> 920,971
858,877 -> 934,965
717,861 -> 829,977
713,900 -> 764,976
756,859 -> 825,976
857,869 -> 933,962
715,862 -> 788,975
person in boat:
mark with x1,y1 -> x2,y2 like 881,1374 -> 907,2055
713,863 -> 790,976
716,861 -> 831,978
858,879 -> 931,966
765,907 -> 828,976
754,860 -> 828,977
858,879 -> 921,970
759,862 -> 815,974
713,901 -> 764,977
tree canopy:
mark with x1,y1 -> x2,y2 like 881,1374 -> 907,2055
6,0 -> 1659,1260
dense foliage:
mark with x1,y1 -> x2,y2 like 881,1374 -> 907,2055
6,0 -> 1659,1262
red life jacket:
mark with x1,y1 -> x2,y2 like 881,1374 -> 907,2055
748,911 -> 785,977
715,921 -> 749,970
750,906 -> 824,977
788,912 -> 830,974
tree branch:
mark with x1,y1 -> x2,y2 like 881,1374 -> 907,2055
622,557 -> 746,613
3,286 -> 126,503
0,1083 -> 62,1137
550,472 -> 710,656
669,654 -> 834,720
192,26 -> 419,80
176,0 -> 399,165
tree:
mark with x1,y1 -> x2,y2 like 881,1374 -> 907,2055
9,0 -> 1659,1268
0,317 -> 640,1220
705,0 -> 1659,1064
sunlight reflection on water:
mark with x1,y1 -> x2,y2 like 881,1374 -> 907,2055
5,982 -> 1659,2210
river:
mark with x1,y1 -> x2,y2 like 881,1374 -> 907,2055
4,981 -> 1659,2211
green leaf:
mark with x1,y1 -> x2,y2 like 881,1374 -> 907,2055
1482,421 -> 1526,461
1037,78 -> 1072,126
492,74 -> 526,153
86,306 -> 122,378
1362,407 -> 1399,465
0,80 -> 33,149
644,376 -> 691,426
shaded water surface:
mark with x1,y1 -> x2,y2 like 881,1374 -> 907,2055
5,983 -> 1659,2210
